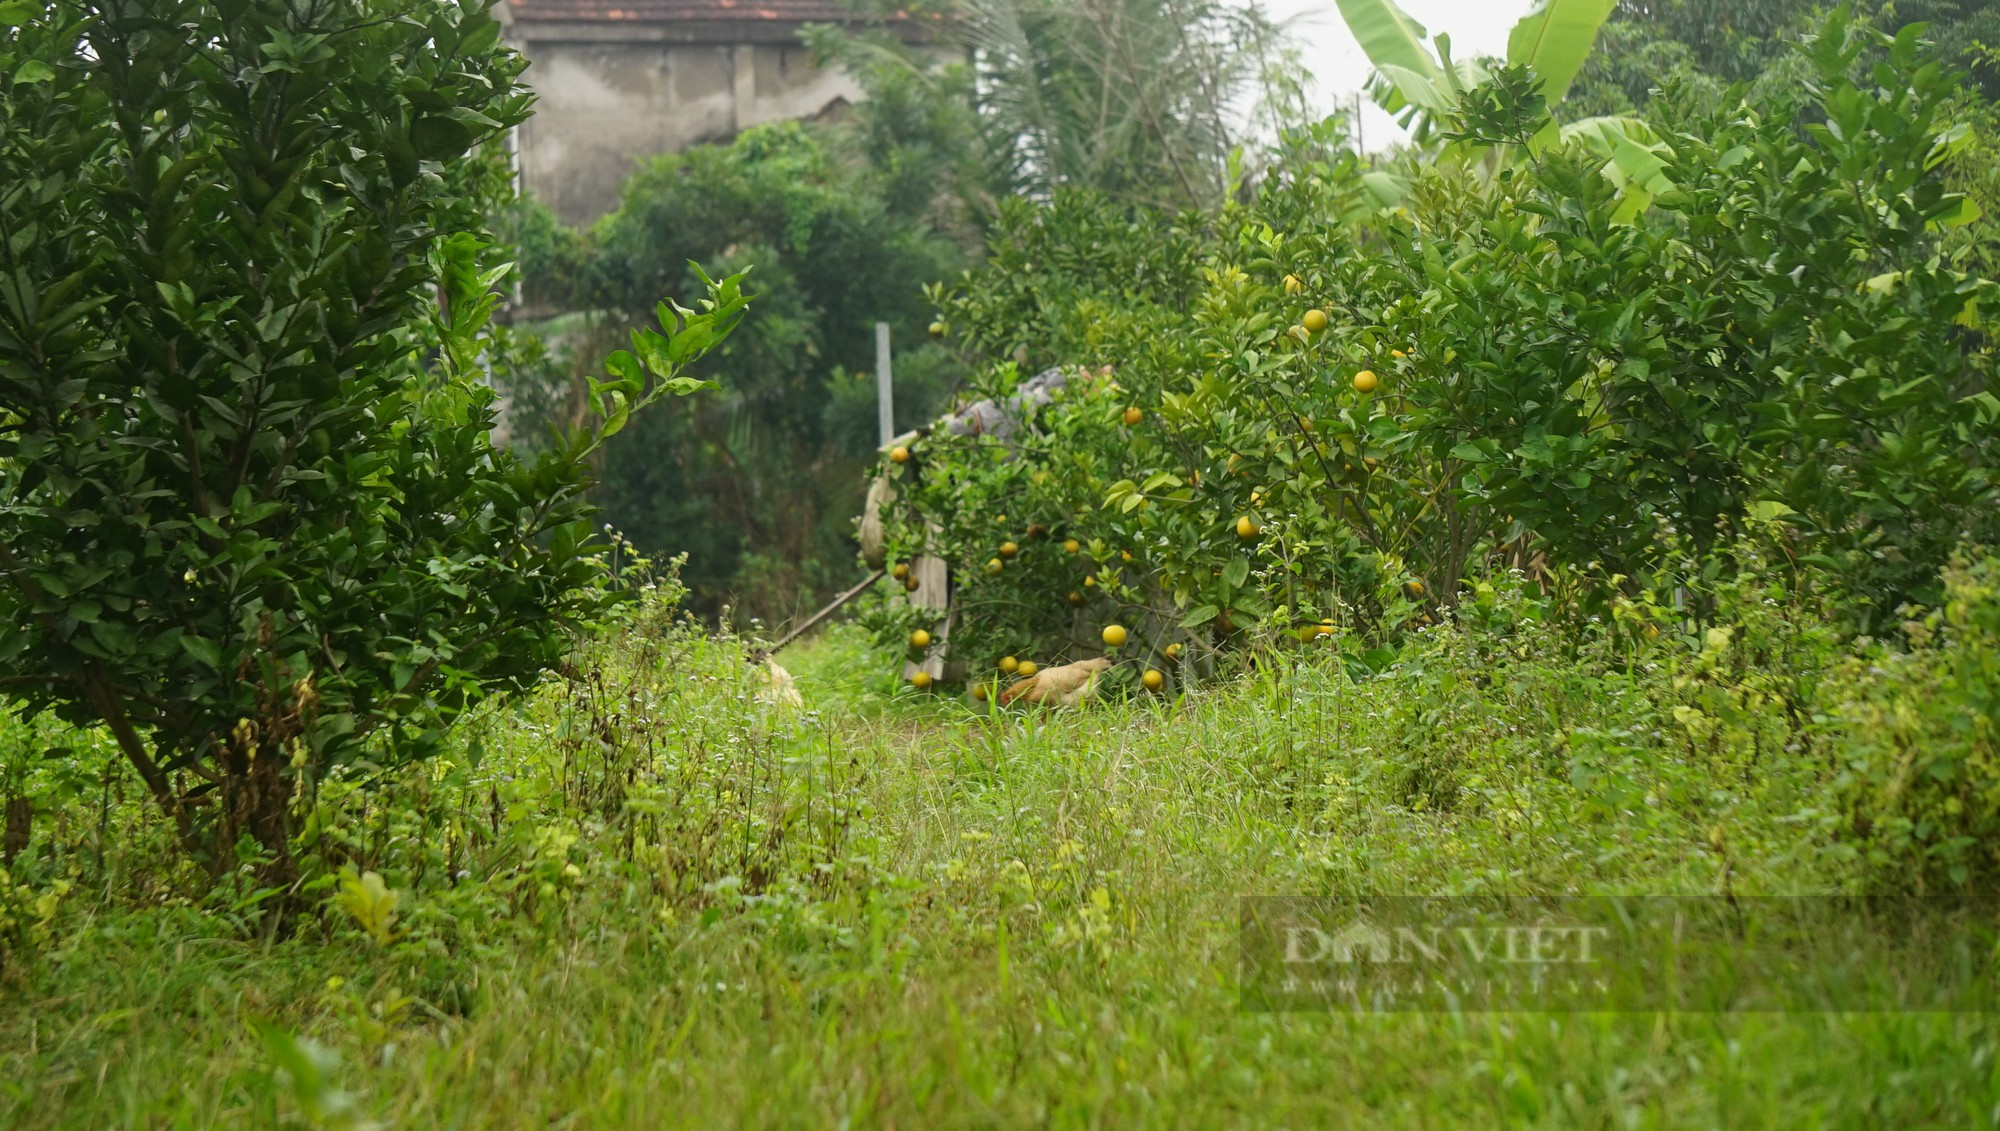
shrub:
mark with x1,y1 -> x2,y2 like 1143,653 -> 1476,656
1837,552 -> 2000,887
0,0 -> 744,881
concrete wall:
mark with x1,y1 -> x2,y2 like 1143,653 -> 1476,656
511,34 -> 865,224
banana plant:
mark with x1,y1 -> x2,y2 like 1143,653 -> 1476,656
1335,0 -> 1671,216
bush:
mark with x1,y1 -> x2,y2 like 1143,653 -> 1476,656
0,0 -> 744,880
1837,552 -> 2000,887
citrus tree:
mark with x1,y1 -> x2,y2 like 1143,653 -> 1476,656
876,7 -> 1998,685
0,0 -> 745,879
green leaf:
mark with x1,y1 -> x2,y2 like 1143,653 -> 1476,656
660,377 -> 717,396
1504,0 -> 1616,105
411,115 -> 477,159
1359,171 -> 1409,210
1334,0 -> 1446,90
1561,116 -> 1676,219
12,59 -> 53,85
0,2 -> 36,26
1180,604 -> 1220,628
178,635 -> 223,670
1376,63 -> 1451,114
1222,557 -> 1250,589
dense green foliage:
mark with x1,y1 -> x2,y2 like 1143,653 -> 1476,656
510,119 -> 965,622
875,10 -> 1998,694
507,0 -> 1310,622
1573,0 -> 2000,113
0,0 -> 742,874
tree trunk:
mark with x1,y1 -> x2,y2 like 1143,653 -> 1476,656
2,796 -> 29,864
222,741 -> 298,890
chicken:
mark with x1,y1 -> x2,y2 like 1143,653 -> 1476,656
999,657 -> 1111,707
757,660 -> 803,708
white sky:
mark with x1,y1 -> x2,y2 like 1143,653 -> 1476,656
1256,0 -> 1533,149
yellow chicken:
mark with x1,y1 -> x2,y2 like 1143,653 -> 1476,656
756,660 -> 803,708
999,657 -> 1111,707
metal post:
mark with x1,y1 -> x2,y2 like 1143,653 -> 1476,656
875,321 -> 894,446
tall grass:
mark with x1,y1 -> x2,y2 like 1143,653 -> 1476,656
4,574 -> 1999,1128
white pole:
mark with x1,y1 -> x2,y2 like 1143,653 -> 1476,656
875,321 -> 894,446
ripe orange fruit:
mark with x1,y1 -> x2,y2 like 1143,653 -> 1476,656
1142,669 -> 1165,692
1000,655 -> 1019,673
904,576 -> 921,592
1390,348 -> 1407,358
1164,642 -> 1183,661
985,557 -> 1004,575
1403,580 -> 1425,599
1067,591 -> 1084,607
889,445 -> 911,463
1352,370 -> 1378,393
909,629 -> 931,649
1083,574 -> 1096,588
971,682 -> 988,701
1302,309 -> 1329,334
1283,274 -> 1304,295
910,671 -> 932,689
1123,406 -> 1143,425
1026,523 -> 1048,539
1102,624 -> 1128,647
1016,660 -> 1039,677
1120,550 -> 1133,562
999,541 -> 1019,559
1236,515 -> 1259,539
891,563 -> 909,581
1063,538 -> 1081,553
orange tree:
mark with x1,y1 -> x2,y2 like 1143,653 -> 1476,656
873,10 -> 1999,683
0,0 -> 745,880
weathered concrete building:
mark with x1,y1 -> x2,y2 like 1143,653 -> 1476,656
501,0 -> 936,224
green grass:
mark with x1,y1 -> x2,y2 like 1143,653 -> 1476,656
4,609 -> 1999,1128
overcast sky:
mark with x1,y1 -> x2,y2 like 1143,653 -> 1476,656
1257,0 -> 1533,149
